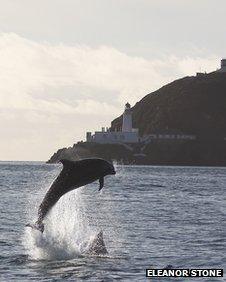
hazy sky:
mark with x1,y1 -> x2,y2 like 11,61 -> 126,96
0,0 -> 225,161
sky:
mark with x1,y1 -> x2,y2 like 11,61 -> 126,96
0,0 -> 225,161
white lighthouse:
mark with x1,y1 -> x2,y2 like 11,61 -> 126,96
86,102 -> 139,143
122,102 -> 132,132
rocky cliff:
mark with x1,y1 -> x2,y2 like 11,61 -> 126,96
111,72 -> 226,137
47,72 -> 226,166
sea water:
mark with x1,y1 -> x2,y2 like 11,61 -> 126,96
0,162 -> 225,281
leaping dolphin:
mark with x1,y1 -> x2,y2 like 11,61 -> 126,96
26,158 -> 116,232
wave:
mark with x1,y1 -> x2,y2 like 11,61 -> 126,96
23,189 -> 101,261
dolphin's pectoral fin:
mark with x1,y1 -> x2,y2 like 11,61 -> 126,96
99,177 -> 104,191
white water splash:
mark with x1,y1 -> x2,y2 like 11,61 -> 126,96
23,189 -> 99,260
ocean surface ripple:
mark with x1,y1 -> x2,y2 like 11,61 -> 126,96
0,162 -> 225,281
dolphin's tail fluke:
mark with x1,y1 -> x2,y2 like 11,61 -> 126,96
87,230 -> 108,255
25,221 -> 44,233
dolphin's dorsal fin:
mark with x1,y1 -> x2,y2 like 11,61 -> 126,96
99,177 -> 104,191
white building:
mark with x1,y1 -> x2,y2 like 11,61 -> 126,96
142,133 -> 196,144
122,102 -> 133,132
86,103 -> 197,145
86,103 -> 139,144
218,59 -> 226,72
